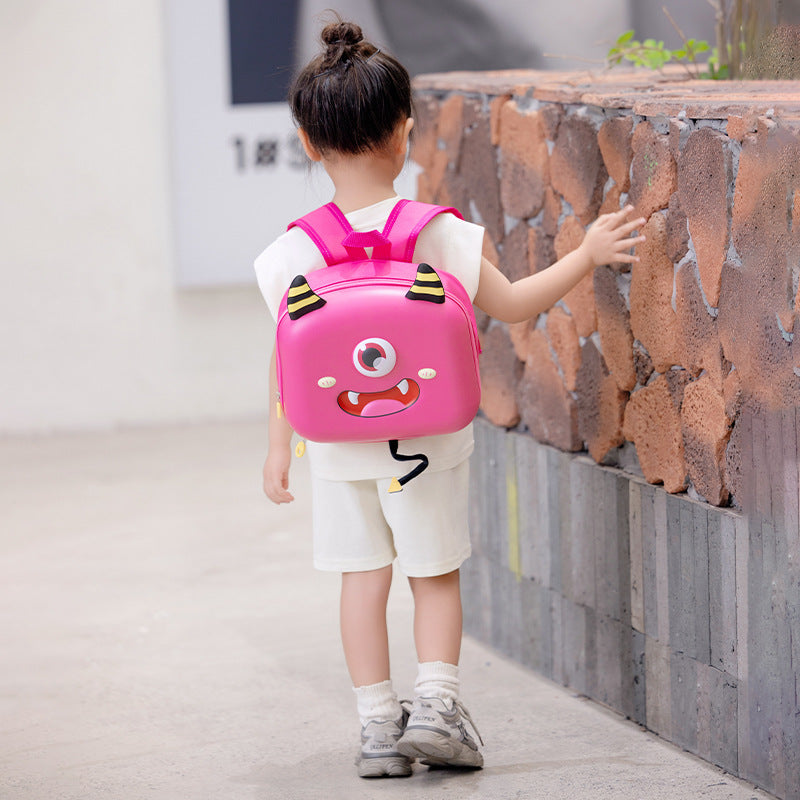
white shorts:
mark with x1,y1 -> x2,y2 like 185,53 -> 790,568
310,460 -> 471,578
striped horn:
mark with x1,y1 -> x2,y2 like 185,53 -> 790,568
287,275 -> 326,320
405,263 -> 445,304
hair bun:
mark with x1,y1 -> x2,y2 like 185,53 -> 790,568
321,21 -> 364,50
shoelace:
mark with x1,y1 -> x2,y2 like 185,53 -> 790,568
406,697 -> 485,747
453,700 -> 485,747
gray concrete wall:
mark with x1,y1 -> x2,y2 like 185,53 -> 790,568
465,415 -> 800,800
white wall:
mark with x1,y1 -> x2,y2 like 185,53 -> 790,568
0,1 -> 273,432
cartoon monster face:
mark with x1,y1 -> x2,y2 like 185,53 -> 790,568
337,338 -> 421,418
276,261 -> 481,444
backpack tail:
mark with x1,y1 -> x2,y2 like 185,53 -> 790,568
387,440 -> 429,493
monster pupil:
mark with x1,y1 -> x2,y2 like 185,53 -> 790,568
363,347 -> 383,369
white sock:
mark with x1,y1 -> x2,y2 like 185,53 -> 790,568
415,661 -> 460,706
353,679 -> 402,725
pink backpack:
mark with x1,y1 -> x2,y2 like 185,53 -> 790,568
275,199 -> 482,490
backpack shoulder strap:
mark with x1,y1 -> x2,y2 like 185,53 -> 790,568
287,203 -> 368,266
288,200 -> 462,266
381,200 -> 463,262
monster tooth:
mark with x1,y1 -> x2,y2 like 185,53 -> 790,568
398,379 -> 409,395
348,391 -> 359,405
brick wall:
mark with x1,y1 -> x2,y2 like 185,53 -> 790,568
412,70 -> 800,798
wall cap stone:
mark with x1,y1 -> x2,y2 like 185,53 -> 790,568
414,68 -> 800,125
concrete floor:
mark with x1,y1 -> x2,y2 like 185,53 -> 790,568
0,421 -> 774,800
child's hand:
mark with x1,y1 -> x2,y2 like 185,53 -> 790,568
263,446 -> 294,504
579,205 -> 646,268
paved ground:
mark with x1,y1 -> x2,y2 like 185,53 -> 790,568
0,421 -> 774,799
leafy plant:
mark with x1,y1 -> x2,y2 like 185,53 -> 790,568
607,2 -> 783,80
607,29 -> 714,78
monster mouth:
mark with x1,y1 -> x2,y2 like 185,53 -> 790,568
337,379 -> 420,417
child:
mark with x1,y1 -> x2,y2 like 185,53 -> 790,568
255,17 -> 644,779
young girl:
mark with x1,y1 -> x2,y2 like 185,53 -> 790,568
256,18 -> 644,779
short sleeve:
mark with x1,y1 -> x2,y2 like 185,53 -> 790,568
411,213 -> 485,301
254,228 -> 326,322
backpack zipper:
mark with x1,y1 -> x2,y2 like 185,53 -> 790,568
275,276 -> 482,403
277,276 -> 481,354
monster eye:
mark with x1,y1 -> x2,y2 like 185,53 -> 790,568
353,338 -> 396,378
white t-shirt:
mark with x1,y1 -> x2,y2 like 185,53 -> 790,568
254,196 -> 485,481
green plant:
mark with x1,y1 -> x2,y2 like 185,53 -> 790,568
607,29 -> 715,77
607,2 -> 784,80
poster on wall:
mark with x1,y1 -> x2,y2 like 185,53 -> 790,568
165,0 -> 418,286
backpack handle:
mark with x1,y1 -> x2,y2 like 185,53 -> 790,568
288,200 -> 463,266
341,229 -> 391,253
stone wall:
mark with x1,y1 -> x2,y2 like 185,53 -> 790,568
412,69 -> 800,799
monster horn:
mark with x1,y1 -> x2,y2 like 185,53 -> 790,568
405,263 -> 445,304
287,275 -> 326,320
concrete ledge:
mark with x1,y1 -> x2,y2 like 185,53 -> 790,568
466,416 -> 798,799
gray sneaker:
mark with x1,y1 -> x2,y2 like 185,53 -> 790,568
396,696 -> 484,769
356,708 -> 413,778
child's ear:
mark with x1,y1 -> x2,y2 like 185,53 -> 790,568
394,117 -> 414,154
297,128 -> 322,162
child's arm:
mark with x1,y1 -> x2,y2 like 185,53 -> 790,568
474,205 -> 645,323
263,349 -> 295,504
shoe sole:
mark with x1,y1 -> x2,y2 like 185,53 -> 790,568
397,729 -> 483,769
357,756 -> 413,778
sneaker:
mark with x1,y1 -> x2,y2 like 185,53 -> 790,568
396,696 -> 484,769
355,707 -> 413,778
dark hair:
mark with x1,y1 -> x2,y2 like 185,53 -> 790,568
289,18 -> 412,156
